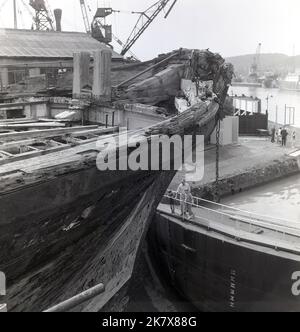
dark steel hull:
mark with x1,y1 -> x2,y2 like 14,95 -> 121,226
149,213 -> 300,312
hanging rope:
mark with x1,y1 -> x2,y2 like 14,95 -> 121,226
195,76 -> 200,97
215,116 -> 221,203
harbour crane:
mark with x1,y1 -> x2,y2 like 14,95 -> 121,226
79,1 -> 139,60
1,0 -> 19,28
0,0 -> 55,31
79,0 -> 91,34
79,0 -> 178,60
249,43 -> 262,81
121,0 -> 178,56
85,0 -> 178,60
92,7 -> 140,61
29,0 -> 54,31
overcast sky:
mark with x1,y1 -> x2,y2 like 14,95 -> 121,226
0,0 -> 299,60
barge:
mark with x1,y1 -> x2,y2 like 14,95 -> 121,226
149,193 -> 300,312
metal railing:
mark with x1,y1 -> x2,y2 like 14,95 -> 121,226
162,191 -> 300,245
195,196 -> 300,229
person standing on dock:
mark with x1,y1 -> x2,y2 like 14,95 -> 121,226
168,190 -> 176,214
277,127 -> 282,144
271,127 -> 276,143
292,131 -> 296,148
185,190 -> 195,220
281,127 -> 288,147
177,178 -> 191,217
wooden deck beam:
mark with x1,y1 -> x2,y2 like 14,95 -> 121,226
0,123 -> 66,130
0,125 -> 99,142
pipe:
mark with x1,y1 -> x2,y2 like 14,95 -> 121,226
44,283 -> 105,313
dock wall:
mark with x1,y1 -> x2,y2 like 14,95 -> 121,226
193,156 -> 300,200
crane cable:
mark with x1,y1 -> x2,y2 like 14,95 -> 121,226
190,48 -> 221,203
215,116 -> 221,203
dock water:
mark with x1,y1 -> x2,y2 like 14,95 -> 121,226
222,173 -> 300,224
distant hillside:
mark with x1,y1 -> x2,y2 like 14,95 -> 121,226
226,53 -> 300,76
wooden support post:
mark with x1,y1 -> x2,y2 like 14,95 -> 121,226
92,50 -> 112,102
72,52 -> 91,99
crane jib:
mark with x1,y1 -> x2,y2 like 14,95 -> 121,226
121,0 -> 178,56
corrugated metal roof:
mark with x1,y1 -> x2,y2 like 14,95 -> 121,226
0,29 -> 122,59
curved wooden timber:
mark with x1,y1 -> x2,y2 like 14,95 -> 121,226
0,48 -> 233,312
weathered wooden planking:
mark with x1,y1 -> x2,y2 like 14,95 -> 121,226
0,127 -> 119,170
0,125 -> 99,142
0,100 -> 46,109
0,128 -> 123,174
0,102 -> 217,181
0,137 -> 104,176
71,126 -> 119,137
145,101 -> 212,136
0,139 -> 37,149
0,119 -> 36,124
0,123 -> 65,130
0,145 -> 73,167
38,118 -> 74,123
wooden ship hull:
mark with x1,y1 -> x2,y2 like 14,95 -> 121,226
0,49 -> 233,312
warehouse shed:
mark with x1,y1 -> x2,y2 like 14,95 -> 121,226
0,28 -> 123,87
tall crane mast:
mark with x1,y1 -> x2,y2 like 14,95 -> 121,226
250,43 -> 262,76
79,0 -> 90,34
121,0 -> 178,56
29,0 -> 54,31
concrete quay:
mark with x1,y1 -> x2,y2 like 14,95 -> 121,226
169,136 -> 300,199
